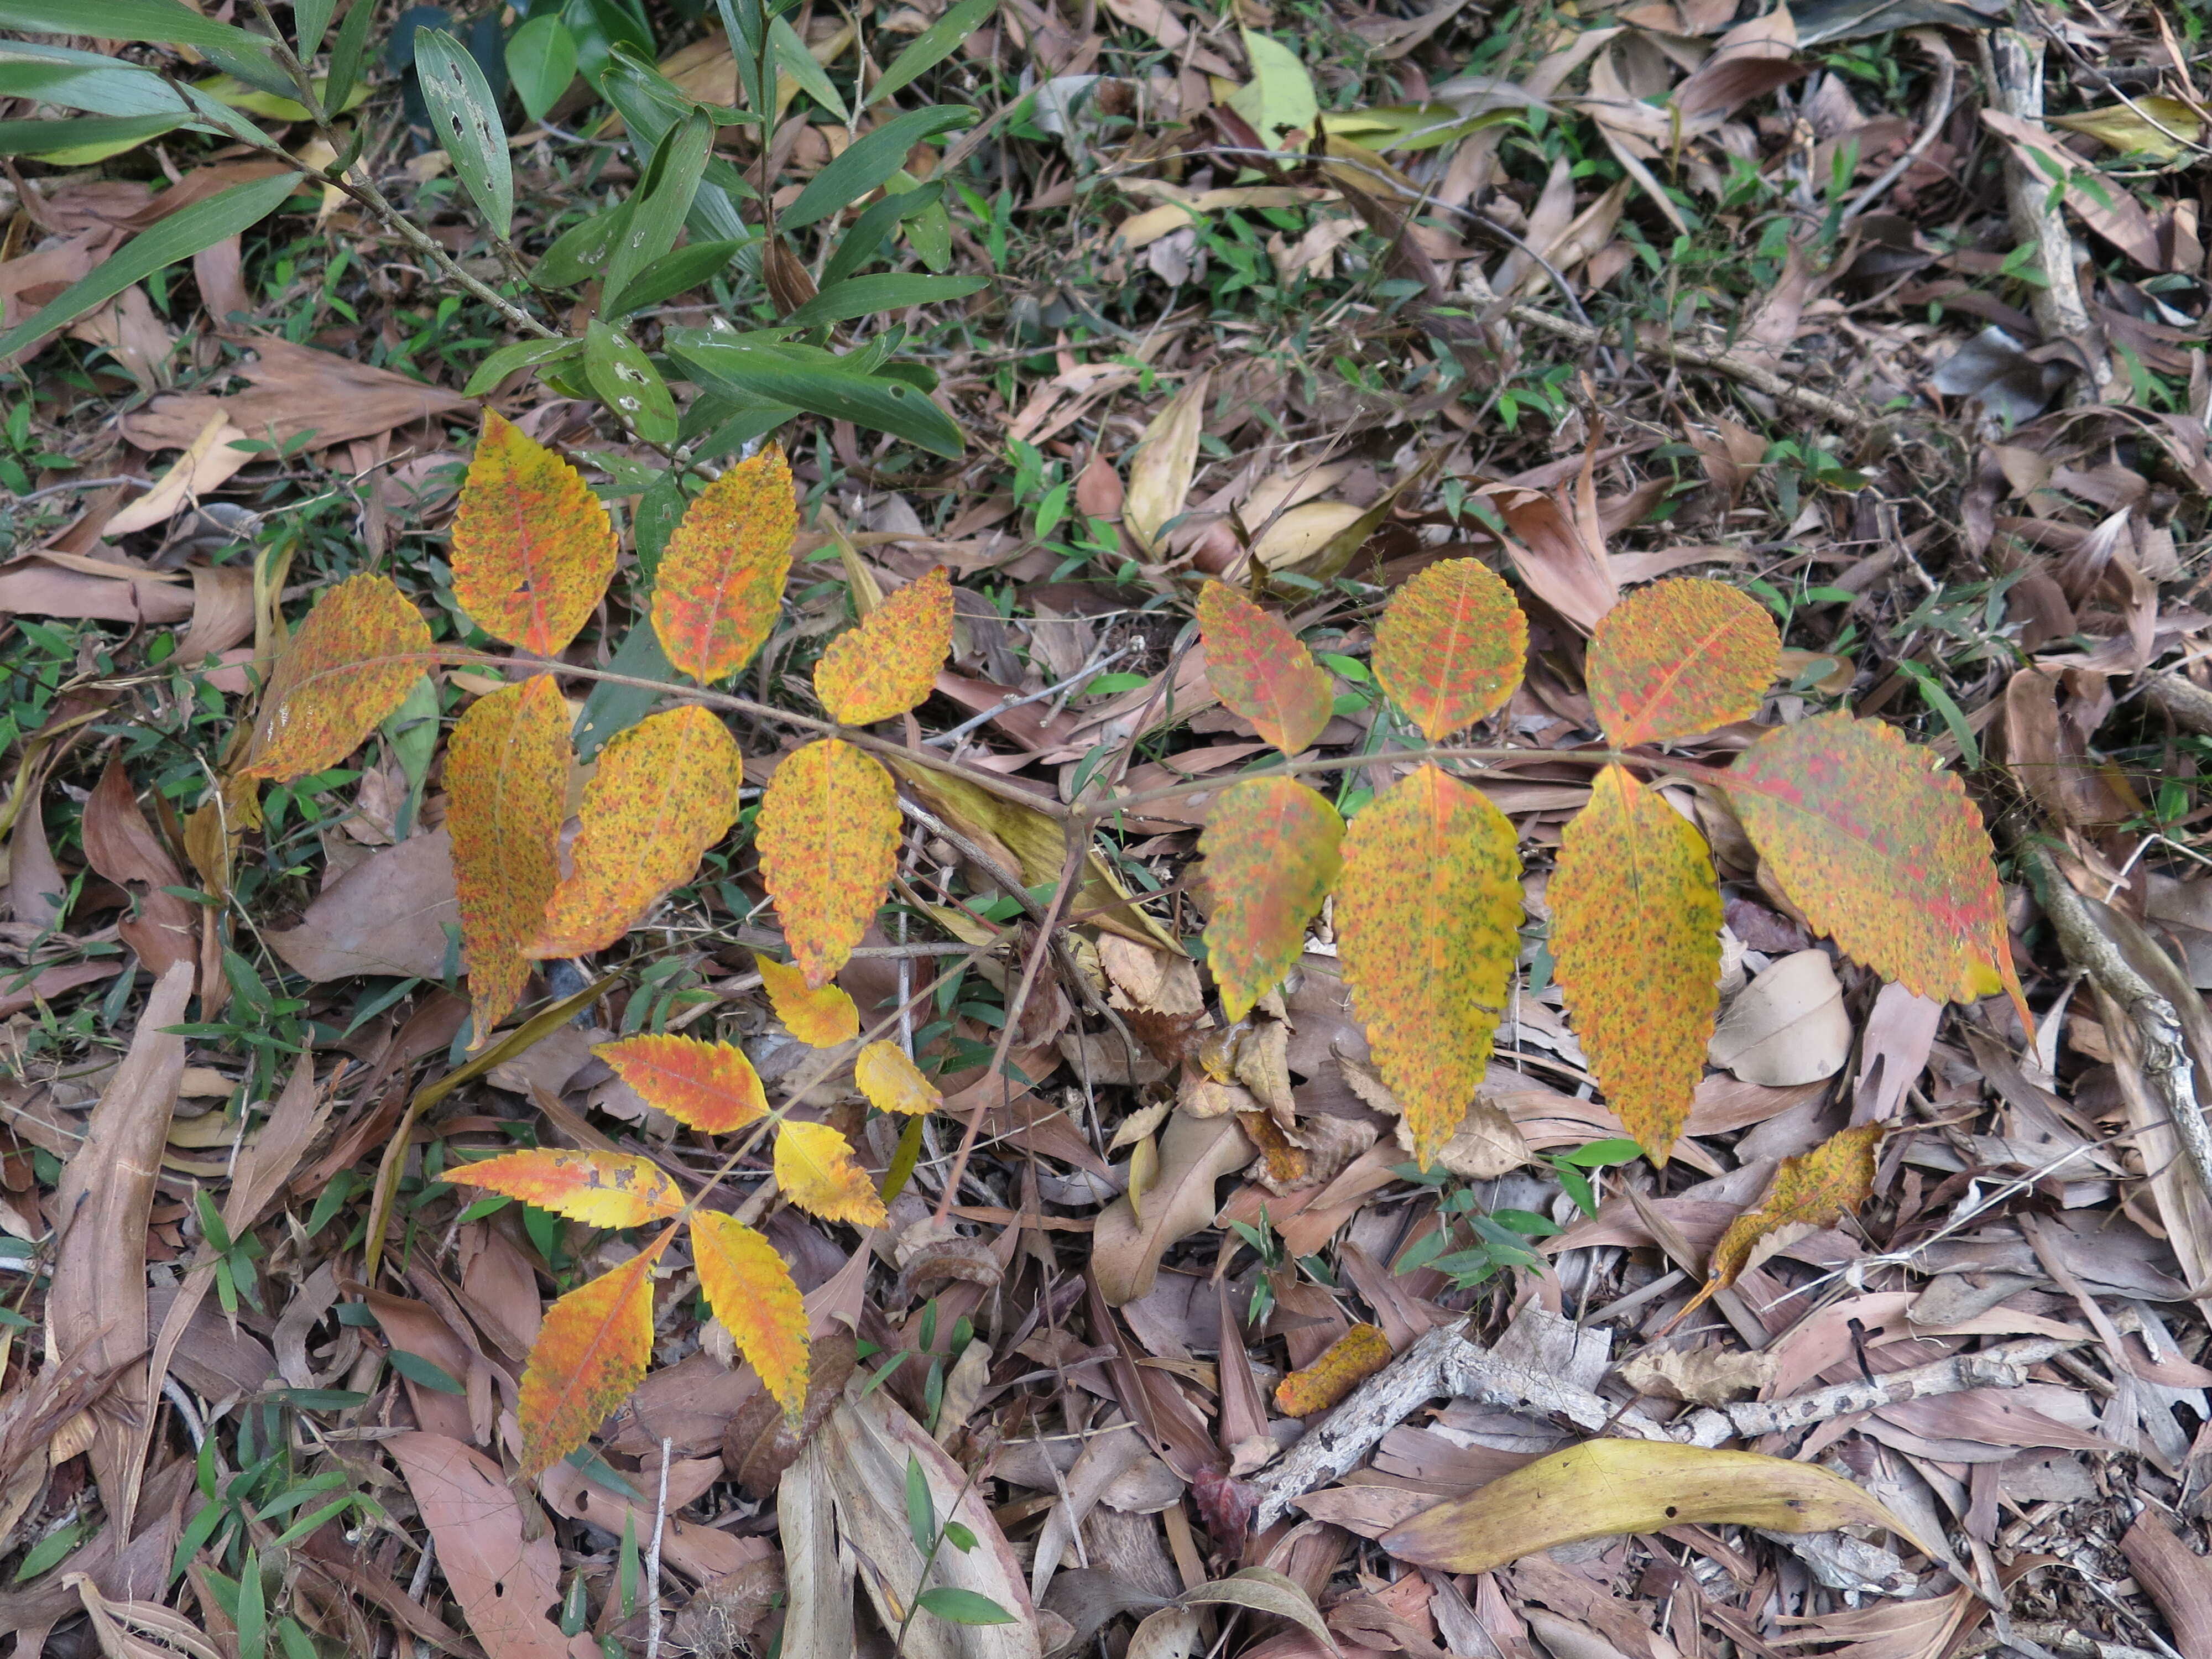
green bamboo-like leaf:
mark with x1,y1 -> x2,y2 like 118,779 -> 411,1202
771,13 -> 844,119
869,0 -> 998,106
583,321 -> 677,446
604,237 -> 747,316
780,272 -> 987,330
604,109 -> 713,309
293,0 -> 337,60
819,180 -> 942,290
0,0 -> 275,53
0,112 -> 190,158
416,27 -> 513,237
463,337 -> 585,397
506,13 -> 578,123
324,0 -> 375,111
781,105 -> 977,230
0,43 -> 192,117
666,326 -> 965,457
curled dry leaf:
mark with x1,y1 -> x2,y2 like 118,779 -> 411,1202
1674,1120 -> 1881,1324
1124,371 -> 1210,556
448,410 -> 617,656
757,739 -> 902,986
774,1119 -> 888,1227
1093,1109 -> 1254,1305
1705,948 -> 1851,1086
243,573 -> 432,781
1200,777 -> 1343,1021
815,564 -> 953,725
449,1147 -> 683,1229
1371,559 -> 1527,740
446,676 -> 567,1042
757,953 -> 860,1047
1587,576 -> 1780,746
855,1040 -> 943,1115
593,1033 -> 769,1132
651,443 -> 796,682
1196,582 -> 1334,754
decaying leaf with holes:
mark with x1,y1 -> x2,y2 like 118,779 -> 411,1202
450,1147 -> 683,1228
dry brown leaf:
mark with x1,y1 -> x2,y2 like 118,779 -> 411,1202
82,759 -> 199,984
1706,949 -> 1850,1084
267,831 -> 461,981
1093,1111 -> 1254,1305
1124,372 -> 1211,557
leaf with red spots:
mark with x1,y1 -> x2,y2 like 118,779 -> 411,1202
774,1119 -> 886,1227
757,953 -> 859,1047
1196,582 -> 1333,755
1275,1323 -> 1390,1417
518,1224 -> 671,1473
1335,765 -> 1520,1168
755,739 -> 900,987
243,574 -> 432,781
446,676 -> 568,1042
1674,1122 -> 1882,1324
855,1041 -> 941,1116
814,566 -> 953,725
451,1147 -> 683,1228
1372,560 -> 1527,741
593,1034 -> 769,1133
1588,578 -> 1780,746
527,705 -> 743,958
1550,764 -> 1720,1165
652,445 -> 796,682
690,1211 -> 808,1421
1721,713 -> 2022,1010
449,409 -> 617,655
1201,777 -> 1343,1022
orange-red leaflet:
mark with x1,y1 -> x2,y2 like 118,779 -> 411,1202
450,1147 -> 682,1228
242,573 -> 432,781
815,565 -> 953,726
652,444 -> 796,682
1200,776 -> 1344,1022
757,953 -> 860,1047
1275,1323 -> 1391,1417
529,704 -> 743,958
691,1211 -> 808,1421
754,738 -> 900,987
1196,582 -> 1333,755
594,1033 -> 769,1133
446,676 -> 568,1044
1588,577 -> 1780,747
1371,559 -> 1527,742
1548,764 -> 1721,1167
1673,1123 -> 1881,1326
519,1224 -> 672,1473
448,409 -> 617,656
855,1040 -> 942,1117
774,1119 -> 886,1228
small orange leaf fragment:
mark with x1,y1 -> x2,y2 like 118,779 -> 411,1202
1674,1123 -> 1881,1326
691,1211 -> 809,1421
1550,764 -> 1721,1166
1588,578 -> 1780,747
449,409 -> 617,655
774,1119 -> 886,1227
243,574 -> 431,781
815,565 -> 953,725
451,1147 -> 683,1228
1275,1323 -> 1391,1417
1372,559 -> 1527,741
593,1034 -> 768,1133
854,1041 -> 941,1116
757,953 -> 859,1047
755,739 -> 900,987
1335,765 -> 1520,1168
447,677 -> 568,1043
519,1224 -> 671,1473
1200,777 -> 1343,1022
529,705 -> 743,958
651,445 -> 796,682
1196,583 -> 1333,755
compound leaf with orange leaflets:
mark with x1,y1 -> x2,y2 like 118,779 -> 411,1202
1721,712 -> 2020,1010
691,1211 -> 808,1421
775,1119 -> 887,1227
652,444 -> 796,682
449,409 -> 617,655
1550,764 -> 1720,1166
1372,559 -> 1527,741
855,1040 -> 941,1117
1197,583 -> 1333,755
755,739 -> 900,987
757,953 -> 859,1047
814,565 -> 952,725
519,1225 -> 672,1473
1675,1123 -> 1881,1325
1201,777 -> 1343,1022
1335,764 -> 1520,1168
593,1034 -> 768,1133
451,1147 -> 683,1228
446,676 -> 568,1043
243,574 -> 431,781
529,705 -> 743,958
1589,578 -> 1780,746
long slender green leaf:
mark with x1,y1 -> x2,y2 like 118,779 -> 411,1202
583,320 -> 677,445
869,0 -> 998,106
0,112 -> 190,158
771,14 -> 844,119
781,271 -> 985,329
0,43 -> 193,117
324,0 -> 374,109
666,325 -> 964,456
604,236 -> 748,316
818,179 -> 940,290
416,28 -> 513,237
604,108 -> 711,307
780,105 -> 977,230
294,0 -> 337,60
0,171 -> 300,364
507,13 -> 577,123
0,0 -> 276,53
462,336 -> 584,397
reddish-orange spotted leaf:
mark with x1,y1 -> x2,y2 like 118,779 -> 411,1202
1196,582 -> 1333,755
1721,712 -> 2023,1014
528,705 -> 743,958
757,953 -> 859,1047
1372,560 -> 1527,741
593,1034 -> 768,1133
774,1119 -> 886,1227
451,1147 -> 683,1228
446,677 -> 568,1043
449,409 -> 617,655
855,1041 -> 941,1116
1201,777 -> 1343,1022
651,445 -> 796,682
243,574 -> 432,781
518,1224 -> 672,1472
814,566 -> 952,725
690,1211 -> 808,1421
1589,578 -> 1780,746
1550,765 -> 1720,1166
1335,765 -> 1520,1168
1674,1123 -> 1881,1326
1275,1323 -> 1391,1417
755,739 -> 900,987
